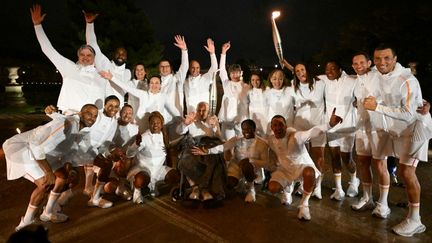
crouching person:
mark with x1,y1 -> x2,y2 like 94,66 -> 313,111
126,111 -> 180,204
3,104 -> 98,231
267,108 -> 342,221
191,119 -> 270,203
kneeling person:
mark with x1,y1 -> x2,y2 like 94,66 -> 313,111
267,108 -> 342,221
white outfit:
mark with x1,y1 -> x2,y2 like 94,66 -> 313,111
218,54 -> 250,140
184,53 -> 218,113
109,78 -> 179,132
72,112 -> 118,166
3,115 -> 90,181
112,122 -> 139,149
161,50 -> 189,124
208,136 -> 270,179
34,25 -> 112,113
268,125 -> 328,187
247,88 -> 268,137
353,70 -> 390,159
86,23 -> 131,106
321,72 -> 357,152
264,87 -> 295,135
126,130 -> 171,187
176,119 -> 222,139
127,79 -> 148,119
373,63 -> 427,164
291,80 -> 326,147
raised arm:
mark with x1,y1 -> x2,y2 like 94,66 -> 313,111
280,58 -> 294,72
84,11 -> 111,71
219,42 -> 231,82
100,71 -> 147,100
174,35 -> 189,84
203,38 -> 218,80
31,4 -> 76,76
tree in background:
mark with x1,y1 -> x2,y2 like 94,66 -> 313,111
66,0 -> 163,70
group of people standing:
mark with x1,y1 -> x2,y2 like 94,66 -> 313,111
2,4 -> 431,238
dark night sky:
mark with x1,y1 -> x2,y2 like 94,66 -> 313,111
0,0 -> 430,68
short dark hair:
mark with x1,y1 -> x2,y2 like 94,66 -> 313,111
352,51 -> 371,61
104,95 -> 120,105
374,44 -> 397,56
81,103 -> 98,112
121,104 -> 133,112
271,115 -> 286,125
241,119 -> 256,130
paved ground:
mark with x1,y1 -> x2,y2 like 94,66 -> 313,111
0,114 -> 431,242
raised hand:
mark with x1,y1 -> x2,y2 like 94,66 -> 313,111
208,115 -> 218,128
329,108 -> 343,127
30,4 -> 46,25
204,38 -> 215,54
174,35 -> 187,50
221,41 -> 231,54
363,96 -> 377,111
44,105 -> 57,115
183,112 -> 196,125
82,10 -> 99,23
99,70 -> 113,80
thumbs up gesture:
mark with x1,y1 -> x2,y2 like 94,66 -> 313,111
329,108 -> 343,127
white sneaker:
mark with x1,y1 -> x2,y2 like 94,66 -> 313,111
133,188 -> 144,204
15,217 -> 34,232
297,205 -> 311,221
346,177 -> 360,197
254,168 -> 265,184
392,218 -> 426,237
116,187 -> 132,201
245,187 -> 256,203
372,202 -> 391,218
351,197 -> 375,211
189,186 -> 200,200
330,189 -> 345,201
40,211 -> 68,223
311,186 -> 322,200
281,191 -> 293,205
87,197 -> 113,208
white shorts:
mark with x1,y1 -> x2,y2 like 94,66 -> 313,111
127,164 -> 172,184
392,136 -> 429,167
269,163 -> 320,188
327,132 -> 355,152
355,130 -> 391,160
309,133 -> 326,148
23,159 -> 64,183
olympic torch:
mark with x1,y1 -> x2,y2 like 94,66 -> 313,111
209,69 -> 220,116
271,11 -> 284,66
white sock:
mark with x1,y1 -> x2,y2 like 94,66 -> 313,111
300,191 -> 312,206
378,184 -> 389,206
408,202 -> 420,221
93,181 -> 105,200
58,189 -> 73,206
23,204 -> 38,223
362,182 -> 372,201
334,173 -> 342,190
45,191 -> 61,215
284,183 -> 294,194
316,176 -> 322,189
84,165 -> 94,190
349,172 -> 357,183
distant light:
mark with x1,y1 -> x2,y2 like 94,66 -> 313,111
274,64 -> 278,68
22,71 -> 26,74
272,11 -> 280,19
16,128 -> 21,134
317,64 -> 321,67
55,70 -> 59,73
259,68 -> 263,72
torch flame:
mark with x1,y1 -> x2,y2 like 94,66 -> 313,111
272,11 -> 280,19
